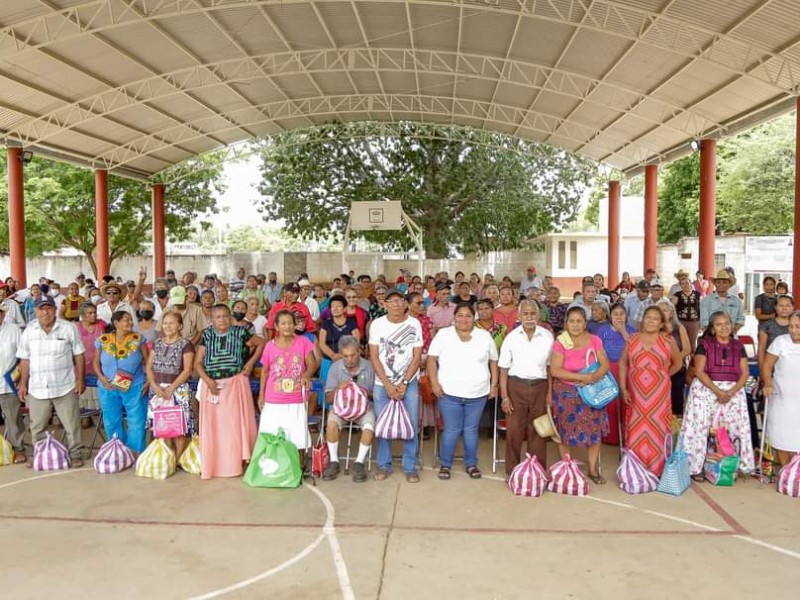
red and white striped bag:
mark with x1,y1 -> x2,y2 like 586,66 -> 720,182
32,432 -> 71,471
547,453 -> 589,496
508,454 -> 548,497
374,400 -> 414,440
777,454 -> 800,497
616,448 -> 659,494
93,434 -> 136,474
333,382 -> 369,421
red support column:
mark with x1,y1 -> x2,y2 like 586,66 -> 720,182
794,98 -> 800,306
644,164 -> 658,273
608,179 -> 621,289
95,169 -> 109,279
152,183 -> 166,278
698,139 -> 717,280
7,147 -> 26,288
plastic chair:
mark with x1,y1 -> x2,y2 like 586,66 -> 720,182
491,396 -> 507,474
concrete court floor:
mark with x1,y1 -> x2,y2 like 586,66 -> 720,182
0,432 -> 797,600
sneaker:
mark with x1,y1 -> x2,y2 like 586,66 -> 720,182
322,461 -> 341,481
352,461 -> 367,483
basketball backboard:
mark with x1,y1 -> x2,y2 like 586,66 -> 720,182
348,201 -> 403,231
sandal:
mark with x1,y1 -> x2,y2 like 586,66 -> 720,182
466,466 -> 482,479
438,467 -> 451,480
588,473 -> 606,485
691,473 -> 705,483
13,452 -> 26,464
405,471 -> 420,483
374,469 -> 391,481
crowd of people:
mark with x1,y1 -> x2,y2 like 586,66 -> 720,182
0,263 -> 797,488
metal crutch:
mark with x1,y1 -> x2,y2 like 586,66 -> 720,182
756,389 -> 771,486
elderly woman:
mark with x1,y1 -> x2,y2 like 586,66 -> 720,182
596,303 -> 636,445
550,306 -> 611,484
136,299 -> 159,344
77,302 -> 106,416
185,285 -> 201,305
680,311 -> 755,480
93,311 -> 149,453
544,287 -> 568,335
231,299 -> 253,333
195,304 -> 264,479
657,299 -> 691,416
258,310 -> 316,457
761,311 -> 800,466
619,306 -> 682,476
587,301 -> 609,335
59,282 -> 85,322
145,311 -> 195,460
672,276 -> 701,354
758,294 -> 792,369
22,284 -> 42,323
428,302 -> 498,480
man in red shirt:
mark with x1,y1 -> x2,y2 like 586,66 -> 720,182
266,283 -> 315,337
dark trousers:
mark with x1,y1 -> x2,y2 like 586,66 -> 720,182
505,377 -> 548,475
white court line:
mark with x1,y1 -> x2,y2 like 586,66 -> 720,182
733,535 -> 800,560
307,484 -> 356,600
0,467 -> 90,490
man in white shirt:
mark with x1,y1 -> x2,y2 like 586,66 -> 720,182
96,282 -> 138,326
298,278 -> 320,321
0,282 -> 24,326
0,304 -> 24,462
498,299 -> 554,476
17,296 -> 86,467
519,266 -> 543,295
369,288 -> 424,483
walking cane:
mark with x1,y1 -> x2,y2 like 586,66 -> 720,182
757,389 -> 771,486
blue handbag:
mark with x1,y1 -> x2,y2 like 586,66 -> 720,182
657,433 -> 691,496
577,349 -> 619,409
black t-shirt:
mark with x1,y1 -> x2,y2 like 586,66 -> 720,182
321,316 -> 359,354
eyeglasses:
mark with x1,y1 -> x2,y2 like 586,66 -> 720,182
106,291 -> 120,296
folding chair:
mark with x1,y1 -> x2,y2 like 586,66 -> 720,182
491,396 -> 507,474
341,419 -> 372,475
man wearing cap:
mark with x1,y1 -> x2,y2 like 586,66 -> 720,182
0,302 -> 25,462
96,281 -> 138,326
633,278 -> 665,324
624,280 -> 651,329
700,269 -> 745,331
17,296 -> 86,467
520,266 -> 543,295
158,285 -> 204,345
298,278 -> 320,321
266,283 -> 315,337
369,288 -> 424,483
427,282 -> 457,330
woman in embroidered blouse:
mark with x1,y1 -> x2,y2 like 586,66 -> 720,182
258,310 -> 316,457
195,303 -> 263,479
672,276 -> 701,354
680,311 -> 755,480
145,311 -> 195,460
93,310 -> 150,453
550,306 -> 611,484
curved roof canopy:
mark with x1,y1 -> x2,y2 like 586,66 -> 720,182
0,0 -> 798,180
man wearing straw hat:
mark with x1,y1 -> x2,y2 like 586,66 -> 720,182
700,269 -> 745,332
498,299 -> 554,478
669,269 -> 691,296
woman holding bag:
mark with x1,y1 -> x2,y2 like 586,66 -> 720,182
427,302 -> 498,480
93,311 -> 149,453
618,306 -> 682,476
550,306 -> 611,484
195,304 -> 263,479
680,311 -> 755,480
145,311 -> 196,461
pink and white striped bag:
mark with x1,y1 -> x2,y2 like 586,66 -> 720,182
616,448 -> 659,494
333,383 -> 369,421
374,400 -> 414,440
32,432 -> 70,471
93,434 -> 136,474
508,454 -> 548,497
547,453 -> 589,496
777,454 -> 800,497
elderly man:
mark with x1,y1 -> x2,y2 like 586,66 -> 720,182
519,266 -> 543,295
369,288 -> 424,483
427,283 -> 457,330
633,278 -> 665,324
264,272 -> 283,306
97,281 -> 137,326
322,336 -> 376,483
17,296 -> 86,467
624,280 -> 650,329
298,278 -> 320,321
700,269 -> 745,332
0,304 -> 24,462
498,299 -> 554,476
568,282 -> 599,319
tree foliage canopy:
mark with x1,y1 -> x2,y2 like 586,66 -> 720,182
257,122 -> 595,258
0,151 -> 225,277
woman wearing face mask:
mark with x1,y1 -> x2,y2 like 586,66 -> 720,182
231,300 -> 253,332
89,288 -> 103,306
136,299 -> 159,344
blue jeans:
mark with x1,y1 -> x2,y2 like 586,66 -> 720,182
373,380 -> 419,474
97,383 -> 147,453
438,394 -> 487,468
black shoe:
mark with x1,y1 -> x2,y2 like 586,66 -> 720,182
352,462 -> 367,483
322,461 -> 341,481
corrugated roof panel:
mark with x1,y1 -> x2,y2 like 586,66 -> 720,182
458,12 -> 518,59
664,0 -> 760,31
211,6 -> 292,55
264,2 -> 331,50
508,18 -> 575,66
41,36 -> 153,88
454,78 -> 499,104
157,13 -> 245,64
268,73 -> 326,99
492,82 -> 540,111
314,2 -> 364,47
605,48 -> 689,94
304,71 -> 356,96
409,4 -> 459,52
348,71 -> 384,95
559,28 -> 633,78
529,90 -> 581,120
357,1 -> 412,50
379,71 -> 417,94
1,51 -> 108,100
416,73 -> 455,98
734,0 -> 800,52
98,21 -> 200,75
0,2 -> 51,24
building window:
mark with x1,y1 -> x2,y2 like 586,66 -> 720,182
570,241 -> 578,269
557,240 -> 578,270
558,241 -> 566,269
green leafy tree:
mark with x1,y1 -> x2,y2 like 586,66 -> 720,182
257,123 -> 595,258
657,153 -> 701,243
0,151 -> 225,277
